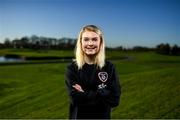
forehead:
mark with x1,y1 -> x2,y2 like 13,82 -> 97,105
82,31 -> 99,38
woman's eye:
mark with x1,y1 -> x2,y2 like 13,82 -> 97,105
83,38 -> 89,41
92,38 -> 98,41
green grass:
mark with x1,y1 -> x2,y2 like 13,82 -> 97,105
0,48 -> 73,57
113,67 -> 180,118
0,63 -> 68,118
0,49 -> 179,118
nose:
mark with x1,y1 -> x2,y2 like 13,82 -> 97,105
88,40 -> 93,45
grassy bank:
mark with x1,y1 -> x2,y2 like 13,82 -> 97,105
0,48 -> 73,57
0,50 -> 179,118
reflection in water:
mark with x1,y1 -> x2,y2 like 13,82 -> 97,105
0,56 -> 24,63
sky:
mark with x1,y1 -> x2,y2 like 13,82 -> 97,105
0,0 -> 179,48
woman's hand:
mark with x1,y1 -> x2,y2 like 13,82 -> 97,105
73,84 -> 84,92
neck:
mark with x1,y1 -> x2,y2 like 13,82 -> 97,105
84,55 -> 96,65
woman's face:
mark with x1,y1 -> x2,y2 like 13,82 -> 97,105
81,31 -> 101,56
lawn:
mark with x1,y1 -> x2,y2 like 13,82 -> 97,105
0,49 -> 179,119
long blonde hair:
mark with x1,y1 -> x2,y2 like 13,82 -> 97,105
75,25 -> 105,69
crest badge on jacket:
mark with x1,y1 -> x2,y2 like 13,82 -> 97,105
98,72 -> 108,89
98,72 -> 108,82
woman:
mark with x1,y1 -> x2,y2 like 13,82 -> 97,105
65,25 -> 121,119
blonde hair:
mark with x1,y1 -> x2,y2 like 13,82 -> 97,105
75,25 -> 105,69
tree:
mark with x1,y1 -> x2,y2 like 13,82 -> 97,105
4,38 -> 12,48
156,43 -> 170,55
171,44 -> 179,55
20,36 -> 29,48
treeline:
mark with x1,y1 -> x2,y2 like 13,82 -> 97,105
107,46 -> 154,51
110,43 -> 180,56
0,36 -> 180,56
0,35 -> 76,50
156,43 -> 180,56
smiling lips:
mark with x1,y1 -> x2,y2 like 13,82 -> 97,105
86,46 -> 97,49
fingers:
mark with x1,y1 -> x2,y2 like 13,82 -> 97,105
73,84 -> 84,92
73,84 -> 81,90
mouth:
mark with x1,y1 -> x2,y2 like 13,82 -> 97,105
86,48 -> 96,51
84,46 -> 98,55
86,46 -> 97,49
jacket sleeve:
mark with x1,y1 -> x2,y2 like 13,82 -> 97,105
97,64 -> 121,108
65,63 -> 98,106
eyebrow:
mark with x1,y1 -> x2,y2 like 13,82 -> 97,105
82,37 -> 98,39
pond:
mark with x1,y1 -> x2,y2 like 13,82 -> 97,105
0,56 -> 24,63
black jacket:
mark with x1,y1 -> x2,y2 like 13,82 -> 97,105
65,61 -> 121,119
